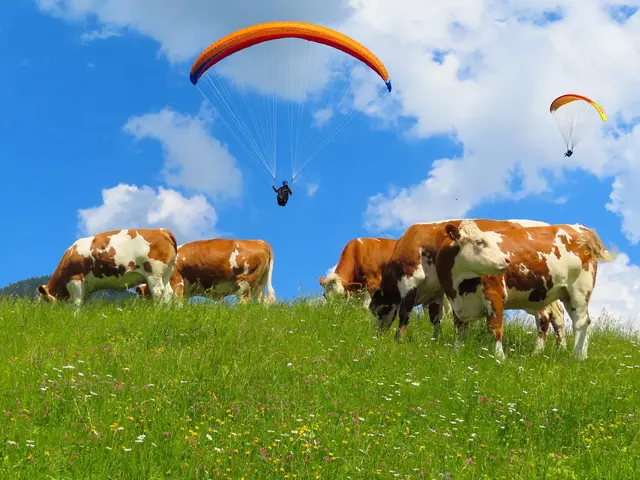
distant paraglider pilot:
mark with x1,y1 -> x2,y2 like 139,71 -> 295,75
273,180 -> 293,207
564,149 -> 573,157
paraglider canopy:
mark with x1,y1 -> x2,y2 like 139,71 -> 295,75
190,21 -> 392,92
549,94 -> 607,156
187,21 -> 393,189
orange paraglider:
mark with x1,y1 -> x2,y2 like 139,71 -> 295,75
188,21 -> 392,191
549,94 -> 607,157
190,21 -> 392,92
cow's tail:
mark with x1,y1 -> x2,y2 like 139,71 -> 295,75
577,227 -> 616,263
162,228 -> 179,254
265,246 -> 276,304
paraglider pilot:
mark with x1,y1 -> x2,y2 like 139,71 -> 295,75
564,149 -> 573,157
273,180 -> 293,207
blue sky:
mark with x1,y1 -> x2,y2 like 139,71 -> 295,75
2,1 -> 640,319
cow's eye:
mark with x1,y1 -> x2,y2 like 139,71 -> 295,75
475,239 -> 486,247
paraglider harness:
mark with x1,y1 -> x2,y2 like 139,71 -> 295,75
273,180 -> 293,206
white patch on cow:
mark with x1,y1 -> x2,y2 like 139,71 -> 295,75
505,219 -> 549,228
229,248 -> 240,269
518,264 -> 530,275
450,282 -> 494,323
526,232 -> 533,240
73,236 -> 95,257
398,260 -> 425,298
357,238 -> 363,244
243,261 -> 250,275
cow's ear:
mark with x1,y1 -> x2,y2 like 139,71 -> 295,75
318,276 -> 327,287
344,281 -> 364,292
445,224 -> 461,241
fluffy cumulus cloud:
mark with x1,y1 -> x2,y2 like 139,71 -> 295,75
589,253 -> 640,330
352,1 -> 640,233
123,105 -> 242,200
78,183 -> 219,241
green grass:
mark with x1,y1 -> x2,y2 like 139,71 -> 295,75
0,297 -> 639,479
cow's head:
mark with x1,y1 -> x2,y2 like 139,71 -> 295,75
134,284 -> 152,299
443,220 -> 510,277
36,284 -> 56,303
318,273 -> 363,299
368,288 -> 399,329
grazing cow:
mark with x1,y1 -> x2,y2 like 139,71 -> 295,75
136,238 -> 276,304
319,236 -> 449,327
319,237 -> 397,307
36,228 -> 178,306
435,220 -> 613,360
369,219 -> 566,345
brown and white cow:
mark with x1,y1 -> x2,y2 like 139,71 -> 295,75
318,237 -> 397,307
319,237 -> 449,328
435,220 -> 613,360
369,219 -> 566,346
136,238 -> 276,304
36,228 -> 178,306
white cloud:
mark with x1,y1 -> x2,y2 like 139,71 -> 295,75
313,108 -> 334,128
350,1 -> 640,233
37,0 -> 350,62
589,253 -> 640,330
306,183 -> 320,197
123,105 -> 243,200
77,183 -> 218,242
605,122 -> 640,244
80,26 -> 121,42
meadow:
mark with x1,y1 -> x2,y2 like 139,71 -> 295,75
0,297 -> 638,479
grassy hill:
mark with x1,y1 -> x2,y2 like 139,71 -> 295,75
0,297 -> 638,479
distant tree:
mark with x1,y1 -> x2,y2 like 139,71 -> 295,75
0,276 -> 138,301
0,276 -> 51,299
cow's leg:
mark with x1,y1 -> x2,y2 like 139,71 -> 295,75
361,290 -> 372,310
161,264 -> 176,303
395,290 -> 418,342
486,307 -> 506,361
66,279 -> 86,315
426,296 -> 445,340
533,310 -> 550,355
237,281 -> 252,304
145,275 -> 169,303
452,312 -> 470,352
548,301 -> 567,350
562,295 -> 592,360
